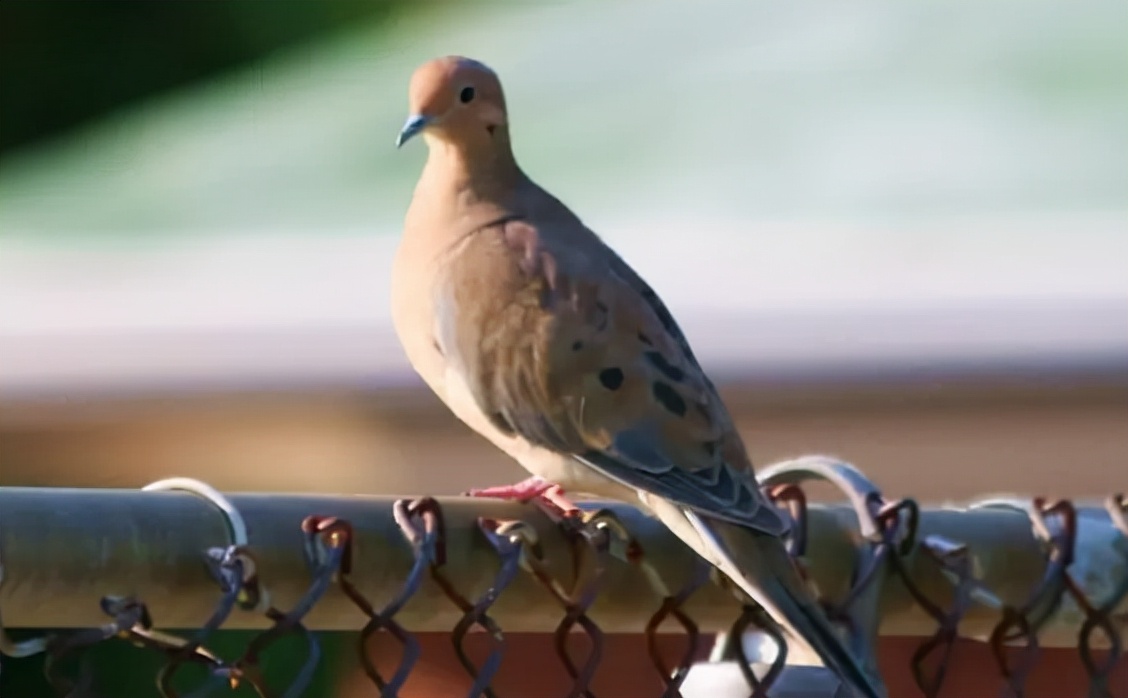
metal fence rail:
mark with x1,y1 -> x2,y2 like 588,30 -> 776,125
1,456 -> 1125,697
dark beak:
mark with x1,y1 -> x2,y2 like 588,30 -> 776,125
396,114 -> 430,148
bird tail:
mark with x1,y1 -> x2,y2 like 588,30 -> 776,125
679,510 -> 885,698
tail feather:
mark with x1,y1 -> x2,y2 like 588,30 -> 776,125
680,510 -> 885,698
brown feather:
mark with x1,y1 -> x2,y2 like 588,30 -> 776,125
436,215 -> 783,533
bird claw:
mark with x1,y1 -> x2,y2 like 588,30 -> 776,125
464,476 -> 583,521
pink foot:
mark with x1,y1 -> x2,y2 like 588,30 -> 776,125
464,476 -> 582,520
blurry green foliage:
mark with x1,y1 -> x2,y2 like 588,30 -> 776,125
0,0 -> 405,155
0,629 -> 354,698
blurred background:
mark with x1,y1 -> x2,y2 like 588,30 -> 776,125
1,1 -> 1126,696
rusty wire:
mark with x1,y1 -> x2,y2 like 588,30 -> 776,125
754,456 -> 907,694
1063,493 -> 1128,698
643,572 -> 710,698
41,548 -> 260,698
1,474 -> 1126,698
35,502 -> 345,698
205,509 -> 346,697
836,491 -> 953,698
439,499 -> 525,698
37,476 -> 274,698
321,498 -> 437,697
981,497 -> 1078,698
718,604 -> 788,698
906,534 -> 983,697
482,511 -> 608,698
154,545 -> 261,697
605,509 -> 713,698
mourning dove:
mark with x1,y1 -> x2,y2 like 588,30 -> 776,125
392,56 -> 883,698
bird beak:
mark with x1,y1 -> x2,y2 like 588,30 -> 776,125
396,114 -> 430,148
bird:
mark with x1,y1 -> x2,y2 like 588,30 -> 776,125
390,55 -> 884,698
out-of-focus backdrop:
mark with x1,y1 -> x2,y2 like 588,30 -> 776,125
3,0 -> 1126,496
1,1 -> 1126,695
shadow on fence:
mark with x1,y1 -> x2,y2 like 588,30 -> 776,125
0,456 -> 1125,697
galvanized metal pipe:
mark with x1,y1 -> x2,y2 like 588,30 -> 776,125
0,488 -> 1124,645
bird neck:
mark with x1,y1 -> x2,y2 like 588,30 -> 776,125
421,127 -> 523,207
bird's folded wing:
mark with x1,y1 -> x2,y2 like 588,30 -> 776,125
445,219 -> 787,536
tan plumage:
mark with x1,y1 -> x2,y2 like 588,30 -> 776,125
391,56 -> 884,698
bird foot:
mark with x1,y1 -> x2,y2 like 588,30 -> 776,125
464,476 -> 582,520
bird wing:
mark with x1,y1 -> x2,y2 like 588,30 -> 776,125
436,217 -> 786,536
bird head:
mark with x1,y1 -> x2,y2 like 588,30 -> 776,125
397,56 -> 508,149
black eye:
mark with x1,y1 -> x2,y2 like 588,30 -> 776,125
459,86 -> 475,103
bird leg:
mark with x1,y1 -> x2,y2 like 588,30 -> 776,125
464,475 -> 582,520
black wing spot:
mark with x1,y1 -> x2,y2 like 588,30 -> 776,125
703,440 -> 719,459
572,341 -> 584,351
644,351 -> 685,382
599,367 -> 625,391
652,381 -> 687,416
637,331 -> 653,345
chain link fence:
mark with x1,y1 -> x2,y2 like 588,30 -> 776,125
1,456 -> 1125,697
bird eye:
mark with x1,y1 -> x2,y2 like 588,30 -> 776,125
459,86 -> 475,103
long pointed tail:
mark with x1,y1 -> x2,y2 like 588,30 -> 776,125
679,510 -> 885,698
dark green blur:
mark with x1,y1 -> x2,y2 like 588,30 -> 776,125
0,1 -> 405,155
0,628 -> 355,698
